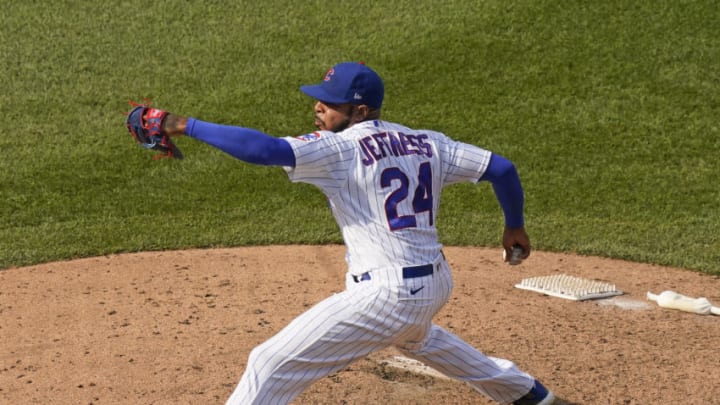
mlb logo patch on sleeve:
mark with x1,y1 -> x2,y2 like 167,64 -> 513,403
296,132 -> 323,142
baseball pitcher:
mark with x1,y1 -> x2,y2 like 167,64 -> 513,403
125,62 -> 555,405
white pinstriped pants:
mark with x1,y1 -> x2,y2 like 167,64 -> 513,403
226,257 -> 535,405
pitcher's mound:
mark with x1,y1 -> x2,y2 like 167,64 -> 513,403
1,245 -> 719,404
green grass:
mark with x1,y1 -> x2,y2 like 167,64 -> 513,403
1,0 -> 718,274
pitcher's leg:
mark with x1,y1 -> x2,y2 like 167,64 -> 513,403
399,324 -> 535,404
226,286 -> 392,405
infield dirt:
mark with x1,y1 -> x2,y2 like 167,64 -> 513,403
2,246 -> 719,404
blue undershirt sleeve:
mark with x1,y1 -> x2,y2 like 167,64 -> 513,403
185,118 -> 296,167
478,154 -> 525,228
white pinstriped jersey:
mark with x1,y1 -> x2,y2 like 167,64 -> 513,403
284,120 -> 492,275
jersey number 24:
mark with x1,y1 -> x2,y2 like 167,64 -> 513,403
381,162 -> 434,231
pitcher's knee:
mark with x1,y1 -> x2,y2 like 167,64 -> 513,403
245,343 -> 280,380
232,346 -> 284,404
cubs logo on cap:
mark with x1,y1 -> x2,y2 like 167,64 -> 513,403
300,62 -> 384,109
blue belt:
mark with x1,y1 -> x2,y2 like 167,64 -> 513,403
352,263 -> 435,283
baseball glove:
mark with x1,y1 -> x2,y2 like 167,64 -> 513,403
125,100 -> 183,159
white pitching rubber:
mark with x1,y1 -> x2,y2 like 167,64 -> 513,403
647,290 -> 714,315
516,274 -> 622,301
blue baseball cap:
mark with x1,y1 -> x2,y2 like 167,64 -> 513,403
300,62 -> 384,109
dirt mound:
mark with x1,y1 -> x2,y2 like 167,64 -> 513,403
2,246 -> 719,404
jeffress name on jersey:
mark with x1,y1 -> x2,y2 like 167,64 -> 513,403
359,131 -> 433,165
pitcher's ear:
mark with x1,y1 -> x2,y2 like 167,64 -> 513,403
354,104 -> 370,120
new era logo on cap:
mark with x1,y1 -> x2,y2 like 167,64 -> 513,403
300,62 -> 384,108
